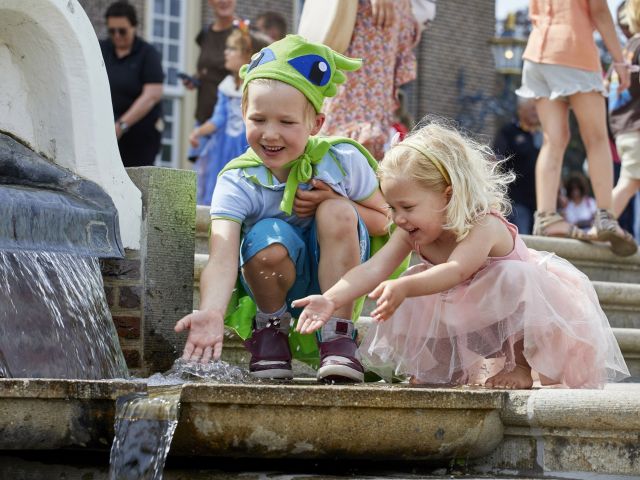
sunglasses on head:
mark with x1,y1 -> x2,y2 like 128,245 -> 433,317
108,27 -> 128,37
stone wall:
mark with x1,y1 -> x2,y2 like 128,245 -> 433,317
101,167 -> 196,375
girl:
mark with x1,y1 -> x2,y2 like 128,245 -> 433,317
562,173 -> 597,230
189,24 -> 269,205
293,120 -> 629,389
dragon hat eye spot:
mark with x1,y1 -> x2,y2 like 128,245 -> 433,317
288,54 -> 332,86
246,48 -> 276,73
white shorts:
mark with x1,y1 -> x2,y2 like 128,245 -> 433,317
516,60 -> 606,102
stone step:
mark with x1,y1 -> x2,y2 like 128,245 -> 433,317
1,379 -> 639,477
193,253 -> 640,329
195,206 -> 640,282
522,234 -> 640,283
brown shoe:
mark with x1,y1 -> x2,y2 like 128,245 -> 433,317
592,209 -> 638,257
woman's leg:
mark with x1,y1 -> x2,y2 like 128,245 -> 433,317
613,177 -> 640,217
569,92 -> 613,209
533,98 -> 577,236
570,92 -> 637,255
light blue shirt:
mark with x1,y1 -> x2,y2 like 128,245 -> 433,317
210,142 -> 379,233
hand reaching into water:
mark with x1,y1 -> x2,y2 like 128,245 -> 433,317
369,279 -> 406,321
174,309 -> 224,363
292,295 -> 336,334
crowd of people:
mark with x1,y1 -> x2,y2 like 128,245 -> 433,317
99,0 -> 636,390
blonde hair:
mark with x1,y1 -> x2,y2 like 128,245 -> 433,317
626,0 -> 640,34
241,78 -> 318,129
379,118 -> 514,241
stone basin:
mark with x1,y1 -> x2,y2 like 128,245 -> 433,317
0,378 -> 504,460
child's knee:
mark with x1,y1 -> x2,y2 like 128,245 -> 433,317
244,243 -> 290,270
316,199 -> 358,235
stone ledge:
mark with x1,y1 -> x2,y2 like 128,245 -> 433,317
473,385 -> 640,477
522,235 -> 640,283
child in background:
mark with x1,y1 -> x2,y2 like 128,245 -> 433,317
189,24 -> 270,205
562,173 -> 597,230
293,119 -> 629,389
175,35 -> 389,382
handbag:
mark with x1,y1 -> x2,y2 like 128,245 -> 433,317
297,0 -> 358,54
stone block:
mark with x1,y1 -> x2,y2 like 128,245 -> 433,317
126,167 -> 196,374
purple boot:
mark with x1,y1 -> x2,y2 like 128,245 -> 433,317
317,318 -> 364,383
244,313 -> 293,380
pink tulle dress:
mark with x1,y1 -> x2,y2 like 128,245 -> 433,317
360,214 -> 630,388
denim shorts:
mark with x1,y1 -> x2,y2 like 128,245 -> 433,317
516,60 -> 606,102
239,215 -> 370,317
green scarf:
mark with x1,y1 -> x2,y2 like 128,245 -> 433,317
220,136 -> 378,215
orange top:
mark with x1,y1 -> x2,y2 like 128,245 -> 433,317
522,0 -> 602,72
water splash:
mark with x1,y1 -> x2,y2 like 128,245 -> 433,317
108,386 -> 181,480
0,250 -> 128,379
146,358 -> 250,386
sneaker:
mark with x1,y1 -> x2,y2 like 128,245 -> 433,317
243,314 -> 293,380
317,318 -> 364,383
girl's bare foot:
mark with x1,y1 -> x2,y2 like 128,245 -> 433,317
485,364 -> 533,389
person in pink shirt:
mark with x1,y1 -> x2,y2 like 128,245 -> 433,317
518,0 -> 637,256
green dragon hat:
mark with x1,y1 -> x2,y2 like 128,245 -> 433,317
239,34 -> 362,112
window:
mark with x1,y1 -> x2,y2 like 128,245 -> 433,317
149,0 -> 186,168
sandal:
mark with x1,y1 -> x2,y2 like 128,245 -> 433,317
532,211 -> 590,240
592,209 -> 638,257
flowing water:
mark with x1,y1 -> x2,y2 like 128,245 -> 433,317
0,250 -> 128,379
109,385 -> 182,480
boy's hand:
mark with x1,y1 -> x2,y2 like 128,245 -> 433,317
369,279 -> 406,321
174,309 -> 224,363
294,180 -> 339,217
189,130 -> 200,148
292,295 -> 336,334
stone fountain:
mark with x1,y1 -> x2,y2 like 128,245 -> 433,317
0,1 -> 639,478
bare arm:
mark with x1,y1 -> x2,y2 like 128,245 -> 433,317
189,121 -> 218,148
590,0 -> 630,90
369,218 -> 508,321
174,219 -> 241,362
116,83 -> 163,137
293,230 -> 412,333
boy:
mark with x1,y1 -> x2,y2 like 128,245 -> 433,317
175,35 -> 388,382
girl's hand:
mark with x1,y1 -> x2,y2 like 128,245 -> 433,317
293,180 -> 339,217
369,279 -> 406,321
189,130 -> 200,148
292,295 -> 336,334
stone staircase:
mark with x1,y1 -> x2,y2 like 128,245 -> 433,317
192,206 -> 640,477
195,206 -> 640,376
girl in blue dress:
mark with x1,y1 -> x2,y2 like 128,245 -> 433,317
190,24 -> 270,205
